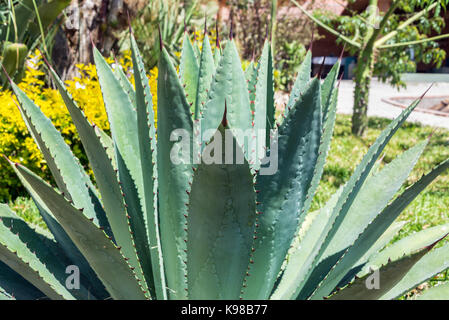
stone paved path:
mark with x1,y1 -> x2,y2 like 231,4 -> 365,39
337,79 -> 449,129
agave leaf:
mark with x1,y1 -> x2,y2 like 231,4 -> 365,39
6,158 -> 108,299
214,46 -> 221,68
94,126 -> 116,167
201,39 -> 252,155
245,60 -> 258,116
0,205 -> 74,300
362,223 -> 449,277
254,40 -> 275,147
224,40 -> 253,151
157,47 -> 194,299
193,41 -> 201,63
194,33 -> 215,120
130,33 -> 166,300
0,204 -> 97,299
295,97 -> 424,299
308,140 -> 428,299
297,85 -> 339,243
0,245 -> 71,300
417,282 -> 449,300
14,164 -> 148,300
242,78 -> 322,300
329,245 -> 434,300
112,64 -> 136,106
334,221 -> 407,291
93,47 -> 152,295
200,40 -> 234,145
0,261 -> 45,300
187,127 -> 256,299
47,63 -> 148,295
10,82 -> 109,231
381,241 -> 449,300
321,60 -> 340,121
0,290 -> 13,300
271,186 -> 343,300
357,224 -> 449,299
284,50 -> 312,118
179,33 -> 199,112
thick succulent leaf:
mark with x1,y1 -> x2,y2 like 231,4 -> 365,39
271,187 -> 343,300
200,41 -> 232,145
7,159 -> 108,299
0,204 -> 100,299
224,40 -> 253,151
417,282 -> 449,300
321,60 -> 340,121
214,46 -> 221,67
0,261 -> 45,300
0,245 -> 71,300
0,205 -> 74,300
242,78 -> 322,300
284,50 -> 311,118
47,63 -> 148,294
194,33 -> 215,120
295,97 -> 424,300
254,40 -> 275,147
246,60 -> 258,116
93,47 -> 151,295
130,33 -> 166,300
187,127 -> 256,299
180,33 -> 199,112
373,157 -> 449,240
0,289 -> 13,300
201,39 -> 252,154
334,221 -> 407,290
193,41 -> 201,62
329,246 -> 432,300
14,164 -> 147,300
94,126 -> 116,167
112,64 -> 136,106
297,86 -> 339,243
362,223 -> 449,277
381,242 -> 449,300
308,141 -> 428,299
157,47 -> 194,300
10,82 -> 107,229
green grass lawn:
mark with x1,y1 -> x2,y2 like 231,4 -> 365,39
7,113 -> 449,298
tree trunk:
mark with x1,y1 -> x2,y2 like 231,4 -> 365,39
351,47 -> 375,136
351,0 -> 378,137
52,0 -> 142,80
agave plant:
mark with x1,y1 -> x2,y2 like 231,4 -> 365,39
1,24 -> 449,300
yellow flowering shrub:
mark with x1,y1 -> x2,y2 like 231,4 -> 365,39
0,50 -> 158,201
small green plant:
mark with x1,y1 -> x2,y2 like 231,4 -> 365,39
275,40 -> 307,92
1,25 -> 449,300
0,0 -> 70,86
118,0 -> 198,71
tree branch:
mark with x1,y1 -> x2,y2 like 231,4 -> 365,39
374,1 -> 439,48
378,33 -> 449,48
290,0 -> 361,48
